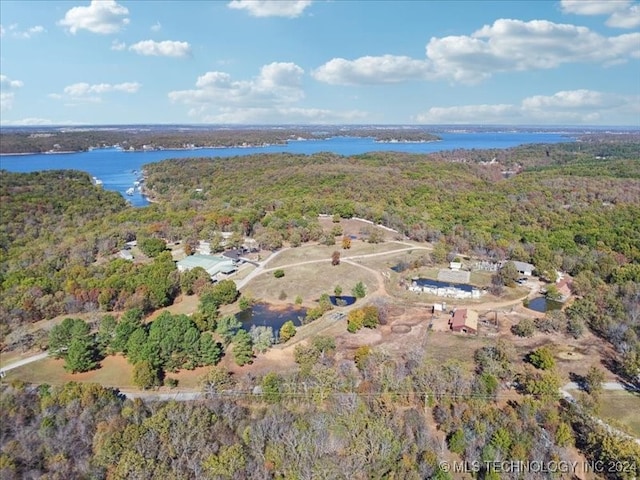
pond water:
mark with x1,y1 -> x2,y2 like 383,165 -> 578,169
330,295 -> 356,306
526,297 -> 563,313
235,302 -> 306,332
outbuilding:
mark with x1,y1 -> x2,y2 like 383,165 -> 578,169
449,308 -> 478,334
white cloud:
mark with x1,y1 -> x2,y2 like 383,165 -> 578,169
227,0 -> 312,18
312,55 -> 432,85
58,0 -> 129,34
1,117 -> 53,126
129,40 -> 192,58
199,106 -> 367,124
0,75 -> 24,111
111,39 -> 126,51
0,75 -> 24,89
607,4 -> 640,28
414,89 -> 639,125
169,62 -> 364,123
169,62 -> 305,107
151,21 -> 162,32
0,92 -> 16,111
314,18 -> 640,85
561,0 -> 640,28
51,81 -> 141,104
1,24 -> 46,39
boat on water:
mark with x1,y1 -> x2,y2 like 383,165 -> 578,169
125,187 -> 135,196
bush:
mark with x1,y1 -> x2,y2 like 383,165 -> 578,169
352,281 -> 366,299
138,237 -> 167,258
165,377 -> 179,388
527,347 -> 555,370
511,318 -> 535,337
133,361 -> 163,389
273,269 -> 285,278
279,321 -> 296,343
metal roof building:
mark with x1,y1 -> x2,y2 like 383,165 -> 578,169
176,254 -> 237,279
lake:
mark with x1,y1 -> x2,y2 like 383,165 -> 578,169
1,131 -> 573,206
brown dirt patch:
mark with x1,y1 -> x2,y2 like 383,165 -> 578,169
391,324 -> 412,334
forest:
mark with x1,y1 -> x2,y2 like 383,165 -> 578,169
1,135 -> 639,479
2,340 -> 639,479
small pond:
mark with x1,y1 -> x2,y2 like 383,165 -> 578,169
236,303 -> 307,332
526,297 -> 563,313
330,295 -> 356,307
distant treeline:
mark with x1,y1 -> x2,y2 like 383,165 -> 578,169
0,127 -> 440,154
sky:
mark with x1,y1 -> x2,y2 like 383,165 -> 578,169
0,0 -> 639,126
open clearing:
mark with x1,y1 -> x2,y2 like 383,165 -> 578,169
266,240 -> 408,269
242,260 -> 379,305
5,355 -> 135,389
594,390 -> 640,438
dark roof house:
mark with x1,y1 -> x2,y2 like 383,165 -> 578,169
449,308 -> 478,334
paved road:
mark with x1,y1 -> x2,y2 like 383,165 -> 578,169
562,381 -> 638,392
0,351 -> 49,375
120,390 -> 202,401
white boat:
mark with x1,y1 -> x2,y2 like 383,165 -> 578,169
125,187 -> 135,196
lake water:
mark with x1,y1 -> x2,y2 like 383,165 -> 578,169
1,131 -> 573,207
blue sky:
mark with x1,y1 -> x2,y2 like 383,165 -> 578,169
1,0 -> 639,126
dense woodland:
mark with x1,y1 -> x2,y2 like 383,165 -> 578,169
1,136 -> 639,478
0,127 -> 440,154
2,342 -> 639,479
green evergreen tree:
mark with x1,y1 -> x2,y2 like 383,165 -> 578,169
112,309 -> 144,353
216,314 -> 242,345
198,333 -> 223,366
132,360 -> 162,389
232,330 -> 253,366
352,281 -> 367,299
64,336 -> 97,373
95,315 -> 117,355
261,372 -> 282,403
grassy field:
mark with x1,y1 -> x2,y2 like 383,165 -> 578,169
2,353 -> 211,391
423,331 -> 490,365
245,261 -> 379,305
266,241 -> 408,269
596,390 -> 640,438
4,355 -> 136,388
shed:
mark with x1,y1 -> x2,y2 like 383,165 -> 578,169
449,309 -> 478,334
511,261 -> 535,276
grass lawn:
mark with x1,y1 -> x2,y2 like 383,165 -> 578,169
596,390 -> 640,438
3,353 -> 209,391
267,241 -> 407,269
4,355 -> 136,389
422,331 -> 490,365
244,261 -> 378,305
359,249 -> 432,272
